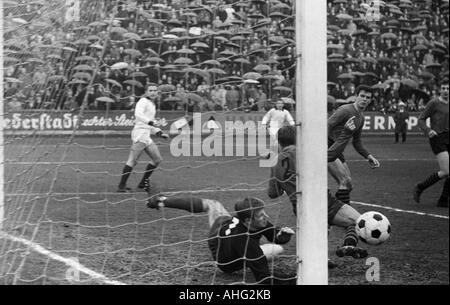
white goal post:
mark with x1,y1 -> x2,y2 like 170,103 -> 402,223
0,0 -> 5,232
296,0 -> 328,285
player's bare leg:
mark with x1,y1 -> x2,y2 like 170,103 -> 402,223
328,159 -> 353,204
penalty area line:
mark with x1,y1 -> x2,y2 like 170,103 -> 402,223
0,231 -> 126,285
351,201 -> 449,220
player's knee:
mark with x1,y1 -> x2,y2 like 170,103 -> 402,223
153,157 -> 163,167
126,160 -> 137,168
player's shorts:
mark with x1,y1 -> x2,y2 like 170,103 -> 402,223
429,132 -> 449,155
328,137 -> 346,163
328,191 -> 344,224
131,128 -> 154,146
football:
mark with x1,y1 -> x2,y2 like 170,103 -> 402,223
356,212 -> 391,245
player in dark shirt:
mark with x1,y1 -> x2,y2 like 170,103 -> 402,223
146,195 -> 296,284
268,126 -> 369,262
414,79 -> 449,207
328,85 -> 380,207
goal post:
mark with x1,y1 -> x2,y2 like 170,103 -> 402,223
296,0 -> 328,285
0,0 -> 5,232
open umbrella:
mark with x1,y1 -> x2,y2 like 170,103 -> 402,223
131,71 -> 148,78
75,55 -> 96,62
123,32 -> 142,41
68,79 -> 88,85
158,84 -> 176,92
418,71 -> 435,79
47,75 -> 67,82
124,49 -> 143,57
202,59 -> 221,66
73,72 -> 92,80
111,62 -> 129,70
253,64 -> 271,72
243,72 -> 262,80
177,48 -> 196,55
187,93 -> 204,103
234,58 -> 252,65
381,33 -> 397,40
174,57 -> 193,65
191,42 -> 209,48
273,86 -> 293,93
208,68 -> 227,75
110,27 -> 128,35
401,78 -> 418,89
244,79 -> 260,85
338,73 -> 355,80
73,64 -> 94,71
96,97 -> 115,103
105,79 -> 122,88
124,79 -> 143,87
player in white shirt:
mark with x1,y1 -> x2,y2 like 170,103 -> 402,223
261,100 -> 295,158
117,84 -> 169,193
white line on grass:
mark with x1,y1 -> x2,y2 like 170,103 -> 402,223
4,188 -> 448,220
351,201 -> 449,220
3,158 -> 436,165
0,232 -> 126,285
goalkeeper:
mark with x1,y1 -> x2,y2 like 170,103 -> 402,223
147,195 -> 296,285
117,84 -> 169,193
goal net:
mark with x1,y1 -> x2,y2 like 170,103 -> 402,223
0,0 -> 317,285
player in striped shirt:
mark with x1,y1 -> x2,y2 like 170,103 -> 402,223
147,196 -> 296,285
117,84 -> 169,193
414,79 -> 449,207
328,85 -> 380,206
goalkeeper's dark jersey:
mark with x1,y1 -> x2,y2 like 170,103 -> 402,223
207,216 -> 294,285
328,103 -> 370,162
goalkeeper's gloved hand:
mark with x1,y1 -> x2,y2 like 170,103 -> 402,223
148,121 -> 154,126
156,131 -> 169,139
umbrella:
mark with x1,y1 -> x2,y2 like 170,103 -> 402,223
327,44 -> 345,50
365,72 -> 379,79
123,32 -> 142,41
372,83 -> 388,90
47,75 -> 66,82
75,55 -> 96,62
159,84 -> 176,92
338,73 -> 355,80
73,72 -> 92,80
336,13 -> 353,20
174,57 -> 193,65
381,33 -> 397,40
425,63 -> 442,69
105,79 -> 122,88
27,58 -> 45,65
281,97 -> 295,105
164,96 -> 182,103
74,39 -> 91,45
418,71 -> 435,79
191,42 -> 209,48
73,64 -> 94,71
177,48 -> 196,55
68,79 -> 88,85
110,27 -> 128,35
170,27 -> 188,34
328,58 -> 345,64
202,59 -> 221,66
124,49 -> 143,57
131,71 -> 148,78
111,62 -> 129,70
234,58 -> 252,65
208,68 -> 227,75
63,47 -> 78,53
244,79 -> 260,84
243,72 -> 262,80
187,93 -> 204,103
88,21 -> 107,27
253,64 -> 271,72
362,57 -> 378,65
124,79 -> 143,87
273,86 -> 293,93
401,79 -> 418,89
47,54 -> 62,60
86,35 -> 101,42
96,97 -> 115,103
90,44 -> 104,50
269,36 -> 287,45
412,44 -> 428,52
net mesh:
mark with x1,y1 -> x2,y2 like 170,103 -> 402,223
1,0 -> 297,285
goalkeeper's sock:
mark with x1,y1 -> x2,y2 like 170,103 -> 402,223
418,172 -> 441,191
343,225 -> 358,247
118,165 -> 133,188
139,163 -> 157,186
160,197 -> 205,213
335,189 -> 351,205
438,178 -> 449,206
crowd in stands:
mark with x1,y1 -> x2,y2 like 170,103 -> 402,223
2,0 -> 449,114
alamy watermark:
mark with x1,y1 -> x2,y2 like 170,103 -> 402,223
169,113 -> 279,168
363,1 -> 381,22
366,257 -> 380,282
